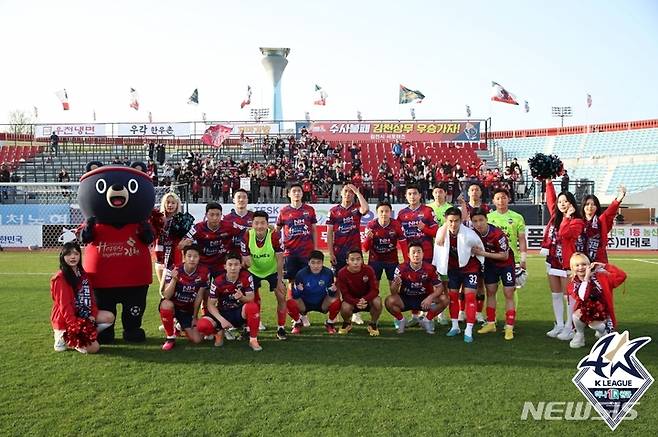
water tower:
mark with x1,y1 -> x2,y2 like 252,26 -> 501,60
260,47 -> 290,121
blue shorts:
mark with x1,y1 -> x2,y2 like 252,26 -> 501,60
301,299 -> 325,313
484,265 -> 515,287
252,272 -> 278,292
447,269 -> 480,290
284,256 -> 308,280
400,294 -> 423,312
369,261 -> 397,281
219,307 -> 245,328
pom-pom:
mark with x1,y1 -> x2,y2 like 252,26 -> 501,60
64,318 -> 97,349
527,153 -> 564,179
149,209 -> 165,237
170,212 -> 195,239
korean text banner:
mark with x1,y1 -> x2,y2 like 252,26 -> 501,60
35,124 -> 106,137
117,123 -> 191,137
308,121 -> 481,142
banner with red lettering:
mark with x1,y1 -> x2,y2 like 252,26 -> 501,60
308,120 -> 481,142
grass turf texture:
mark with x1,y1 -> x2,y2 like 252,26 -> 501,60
0,252 -> 656,436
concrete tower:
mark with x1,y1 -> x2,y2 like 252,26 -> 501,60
260,47 -> 290,121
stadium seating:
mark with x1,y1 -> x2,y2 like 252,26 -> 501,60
606,163 -> 658,194
0,145 -> 44,170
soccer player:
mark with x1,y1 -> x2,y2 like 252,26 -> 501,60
196,253 -> 263,351
427,183 -> 452,227
541,179 -> 585,341
276,183 -> 318,310
336,250 -> 382,336
487,188 -> 528,270
159,244 -> 208,351
568,253 -> 626,349
243,211 -> 288,340
469,209 -> 517,340
363,201 -> 408,285
385,243 -> 448,334
464,183 -> 490,216
287,251 -> 342,335
432,207 -> 484,343
224,188 -> 255,254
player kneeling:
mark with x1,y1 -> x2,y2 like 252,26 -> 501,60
287,250 -> 342,335
160,244 -> 208,351
385,243 -> 448,335
336,250 -> 382,336
469,209 -> 517,340
196,253 -> 263,352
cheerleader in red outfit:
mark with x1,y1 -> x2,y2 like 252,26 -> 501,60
50,242 -> 114,354
155,192 -> 183,296
541,179 -> 585,341
578,186 -> 626,263
568,252 -> 626,349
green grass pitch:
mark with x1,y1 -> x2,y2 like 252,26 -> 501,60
0,252 -> 656,436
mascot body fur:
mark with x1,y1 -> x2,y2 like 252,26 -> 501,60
78,165 -> 155,343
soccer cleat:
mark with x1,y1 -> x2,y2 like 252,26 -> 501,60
393,319 -> 400,330
174,321 -> 183,334
351,313 -> 364,325
504,326 -> 514,340
203,334 -> 215,341
54,332 -> 67,352
420,318 -> 435,335
396,318 -> 407,334
546,324 -> 563,338
338,323 -> 353,335
446,327 -> 461,337
437,313 -> 450,326
476,313 -> 486,325
325,321 -> 337,335
224,328 -> 238,341
301,314 -> 311,327
276,327 -> 288,341
557,327 -> 575,341
464,334 -> 474,343
458,311 -> 465,322
367,323 -> 380,337
291,321 -> 303,335
162,339 -> 176,351
407,316 -> 420,328
259,321 -> 267,331
477,322 -> 497,334
248,339 -> 263,352
214,332 -> 224,347
569,332 -> 586,349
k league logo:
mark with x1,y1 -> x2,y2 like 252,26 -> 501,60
572,331 -> 653,431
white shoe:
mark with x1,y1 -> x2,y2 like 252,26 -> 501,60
476,312 -> 486,324
557,326 -> 575,341
437,313 -> 450,326
224,328 -> 238,341
570,332 -> 586,348
351,313 -> 364,325
407,316 -> 420,327
546,324 -> 563,338
421,318 -> 435,335
301,314 -> 311,327
595,329 -> 604,338
259,321 -> 267,331
53,330 -> 67,352
396,318 -> 407,334
458,311 -> 465,322
203,334 -> 215,341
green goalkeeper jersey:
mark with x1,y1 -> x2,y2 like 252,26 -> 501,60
487,209 -> 526,262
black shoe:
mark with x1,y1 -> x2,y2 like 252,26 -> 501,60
277,327 -> 288,340
123,328 -> 146,343
97,326 -> 115,344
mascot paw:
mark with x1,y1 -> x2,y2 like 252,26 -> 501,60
81,216 -> 97,243
97,326 -> 115,344
123,328 -> 146,343
137,222 -> 155,245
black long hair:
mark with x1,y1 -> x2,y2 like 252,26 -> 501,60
554,191 -> 582,229
580,194 -> 602,219
59,242 -> 83,288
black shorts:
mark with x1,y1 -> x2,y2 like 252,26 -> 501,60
284,256 -> 307,280
400,294 -> 423,312
484,265 -> 515,287
219,307 -> 245,328
369,261 -> 397,281
301,299 -> 325,313
253,272 -> 278,292
447,269 -> 480,290
174,308 -> 194,329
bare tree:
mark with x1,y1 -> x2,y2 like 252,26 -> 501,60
6,110 -> 34,134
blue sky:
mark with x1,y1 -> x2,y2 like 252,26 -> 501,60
1,0 -> 657,130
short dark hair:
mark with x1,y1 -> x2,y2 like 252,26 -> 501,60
289,182 -> 303,191
405,184 -> 420,193
408,242 -> 423,252
492,188 -> 510,198
469,207 -> 488,219
182,243 -> 201,256
206,202 -> 222,213
309,250 -> 324,261
434,183 -> 449,192
376,201 -> 392,211
347,249 -> 363,258
445,207 -> 462,218
253,210 -> 269,221
233,188 -> 249,197
225,252 -> 242,263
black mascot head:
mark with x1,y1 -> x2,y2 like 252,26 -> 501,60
78,165 -> 155,224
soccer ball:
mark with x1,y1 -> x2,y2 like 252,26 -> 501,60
515,265 -> 528,289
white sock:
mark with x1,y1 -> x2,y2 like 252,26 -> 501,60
465,323 -> 474,337
451,319 -> 459,330
278,325 -> 285,329
572,314 -> 586,333
96,323 -> 112,332
551,292 -> 564,327
566,296 -> 575,330
590,321 -> 605,335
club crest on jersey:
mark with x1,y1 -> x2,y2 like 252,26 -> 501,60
318,280 -> 325,286
572,331 -> 653,431
362,276 -> 369,282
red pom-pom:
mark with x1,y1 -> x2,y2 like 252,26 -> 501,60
64,318 -> 97,348
149,209 -> 165,238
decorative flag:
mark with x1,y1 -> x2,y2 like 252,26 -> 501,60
410,107 -> 416,120
148,111 -> 153,123
201,124 -> 232,148
524,100 -> 530,113
93,109 -> 96,122
587,93 -> 592,108
466,105 -> 471,118
313,84 -> 327,106
399,84 -> 425,104
129,88 -> 139,111
491,81 -> 519,105
202,112 -> 207,122
33,106 -> 38,119
188,88 -> 199,105
357,110 -> 362,121
240,86 -> 252,109
55,89 -> 70,110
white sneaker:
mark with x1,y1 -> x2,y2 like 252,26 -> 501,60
301,314 -> 311,327
557,327 -> 575,341
53,330 -> 67,352
259,321 -> 267,331
458,311 -> 465,322
351,313 -> 364,325
570,332 -> 586,348
437,313 -> 450,326
421,318 -> 435,335
407,316 -> 420,327
476,312 -> 486,324
396,318 -> 407,334
203,335 -> 215,341
546,324 -> 563,338
224,328 -> 238,341
595,329 -> 604,338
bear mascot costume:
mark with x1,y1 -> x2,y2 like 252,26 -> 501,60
78,164 -> 155,343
